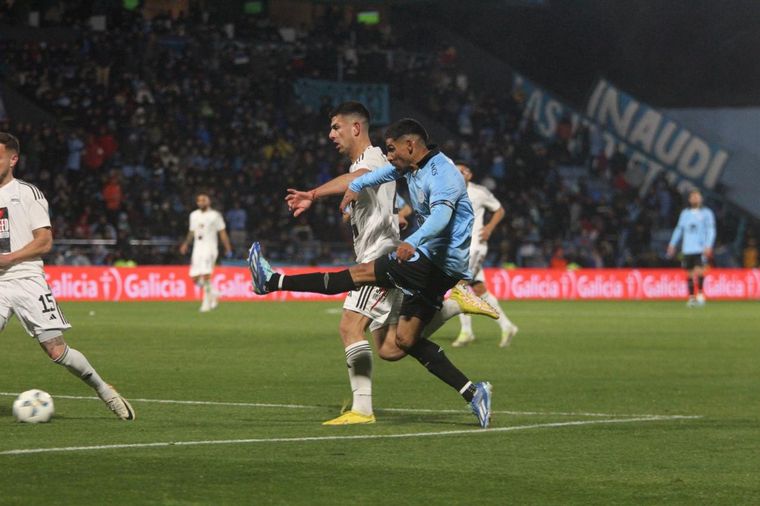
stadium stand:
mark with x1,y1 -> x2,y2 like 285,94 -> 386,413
0,4 -> 754,268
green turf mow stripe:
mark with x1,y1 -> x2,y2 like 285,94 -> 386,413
0,415 -> 701,456
0,392 -> 698,418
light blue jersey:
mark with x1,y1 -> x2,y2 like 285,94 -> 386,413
349,149 -> 474,279
668,207 -> 716,255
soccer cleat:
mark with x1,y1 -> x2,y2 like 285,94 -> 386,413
449,284 -> 498,319
322,410 -> 376,426
470,381 -> 492,429
686,296 -> 697,308
452,331 -> 476,347
99,387 -> 136,421
247,241 -> 275,294
499,325 -> 519,348
695,294 -> 706,307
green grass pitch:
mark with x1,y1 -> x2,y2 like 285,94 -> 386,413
1,300 -> 759,505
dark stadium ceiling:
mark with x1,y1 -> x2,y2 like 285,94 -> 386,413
398,0 -> 760,107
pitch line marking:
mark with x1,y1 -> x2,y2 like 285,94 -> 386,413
0,415 -> 701,456
0,392 -> 693,419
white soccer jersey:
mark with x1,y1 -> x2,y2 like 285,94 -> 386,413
349,146 -> 399,263
0,178 -> 51,280
467,182 -> 502,248
189,208 -> 226,255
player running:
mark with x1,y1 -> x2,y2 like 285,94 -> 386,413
667,188 -> 716,307
452,162 -> 519,348
179,191 -> 232,312
0,132 -> 134,420
249,118 -> 495,428
284,102 -> 496,425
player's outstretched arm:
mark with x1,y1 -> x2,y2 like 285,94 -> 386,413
286,169 -> 371,217
341,164 -> 398,213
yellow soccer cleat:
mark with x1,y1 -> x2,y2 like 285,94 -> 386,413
322,410 -> 376,426
449,284 -> 499,319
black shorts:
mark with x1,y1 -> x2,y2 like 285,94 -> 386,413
374,251 -> 460,323
682,254 -> 704,270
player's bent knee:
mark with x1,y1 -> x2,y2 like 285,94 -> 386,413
394,333 -> 416,352
378,346 -> 406,362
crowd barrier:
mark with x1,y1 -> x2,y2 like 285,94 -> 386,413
44,266 -> 760,302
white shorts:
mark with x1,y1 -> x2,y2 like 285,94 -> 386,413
343,285 -> 402,332
0,275 -> 71,342
468,244 -> 488,284
189,249 -> 218,278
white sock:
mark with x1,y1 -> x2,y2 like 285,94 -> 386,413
54,346 -> 111,398
422,299 -> 462,339
202,279 -> 212,302
482,291 -> 513,330
345,340 -> 373,415
459,314 -> 473,334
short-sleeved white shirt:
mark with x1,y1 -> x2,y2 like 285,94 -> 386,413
467,182 -> 502,249
189,208 -> 226,255
0,178 -> 51,280
349,146 -> 399,263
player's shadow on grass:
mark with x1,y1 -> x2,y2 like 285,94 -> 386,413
0,405 -> 11,417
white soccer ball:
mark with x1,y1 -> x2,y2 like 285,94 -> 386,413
12,389 -> 55,423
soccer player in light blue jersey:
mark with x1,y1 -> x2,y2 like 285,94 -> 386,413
248,119 -> 494,428
667,189 -> 716,307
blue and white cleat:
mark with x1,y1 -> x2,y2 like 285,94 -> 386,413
470,381 -> 492,428
247,241 -> 275,295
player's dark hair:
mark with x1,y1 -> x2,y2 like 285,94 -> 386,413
384,118 -> 429,143
329,101 -> 371,124
0,132 -> 20,154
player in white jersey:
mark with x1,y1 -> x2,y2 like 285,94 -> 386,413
179,192 -> 232,312
0,132 -> 134,420
283,103 -> 495,425
452,163 -> 519,348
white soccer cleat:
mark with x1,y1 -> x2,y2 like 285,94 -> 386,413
499,324 -> 519,348
99,386 -> 136,421
695,294 -> 706,307
452,331 -> 476,347
686,296 -> 697,308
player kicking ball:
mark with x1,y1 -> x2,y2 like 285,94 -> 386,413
249,119 -> 495,428
281,102 -> 498,426
0,132 -> 134,420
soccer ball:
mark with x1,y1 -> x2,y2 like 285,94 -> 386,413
12,389 -> 55,423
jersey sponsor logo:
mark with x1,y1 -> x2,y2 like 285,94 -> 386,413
0,207 -> 10,253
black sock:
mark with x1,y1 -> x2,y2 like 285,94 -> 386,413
697,275 -> 704,292
266,270 -> 356,294
406,338 -> 473,401
687,277 -> 695,296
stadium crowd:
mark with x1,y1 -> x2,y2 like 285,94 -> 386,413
0,5 -> 753,268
